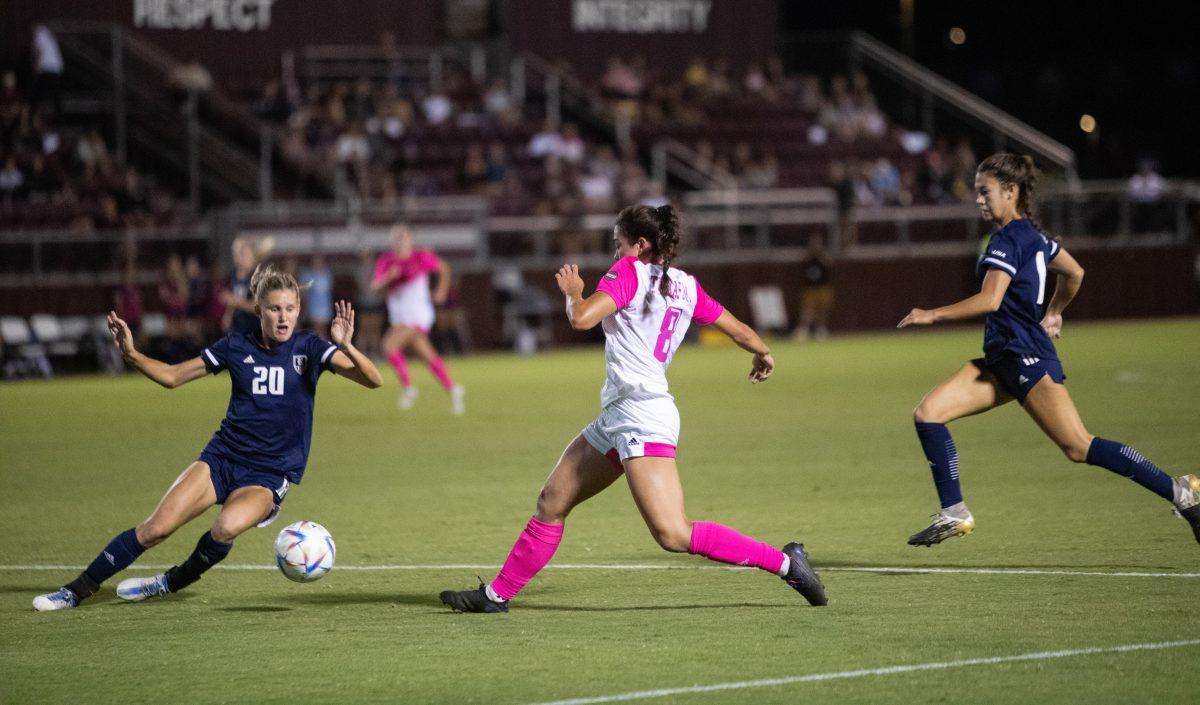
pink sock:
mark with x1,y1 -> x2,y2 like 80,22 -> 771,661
428,356 -> 455,391
489,517 -> 563,600
388,351 -> 411,387
688,521 -> 786,574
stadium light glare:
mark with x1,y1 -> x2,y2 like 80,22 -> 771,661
1079,114 -> 1097,133
949,27 -> 966,45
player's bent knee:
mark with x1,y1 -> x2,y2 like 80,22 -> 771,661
913,403 -> 941,425
649,523 -> 692,553
209,521 -> 246,544
136,520 -> 175,547
534,488 -> 569,523
1063,440 -> 1092,464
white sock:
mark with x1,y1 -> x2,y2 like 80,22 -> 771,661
484,583 -> 506,603
775,554 -> 790,577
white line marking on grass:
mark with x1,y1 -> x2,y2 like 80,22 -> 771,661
3,563 -> 1200,578
522,639 -> 1200,705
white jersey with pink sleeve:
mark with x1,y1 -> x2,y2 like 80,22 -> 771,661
593,256 -> 725,408
375,250 -> 442,329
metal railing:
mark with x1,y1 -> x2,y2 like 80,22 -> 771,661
3,180 -> 1194,291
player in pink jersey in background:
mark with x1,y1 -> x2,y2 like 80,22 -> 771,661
439,204 -> 826,612
371,224 -> 465,415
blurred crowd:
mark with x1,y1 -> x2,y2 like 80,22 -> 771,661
1,26 -> 181,231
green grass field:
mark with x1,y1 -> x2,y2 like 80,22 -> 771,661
2,319 -> 1198,704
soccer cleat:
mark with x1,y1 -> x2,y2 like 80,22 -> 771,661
115,574 -> 170,602
780,542 -> 827,606
32,588 -> 80,612
1172,474 -> 1200,544
397,386 -> 418,410
450,385 -> 466,416
908,506 -> 976,547
439,582 -> 508,613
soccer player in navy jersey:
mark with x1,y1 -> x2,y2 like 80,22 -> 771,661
898,153 -> 1199,546
33,265 -> 382,611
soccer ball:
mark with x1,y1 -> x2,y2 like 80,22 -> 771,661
274,520 -> 336,583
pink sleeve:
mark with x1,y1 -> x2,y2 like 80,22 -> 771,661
692,279 -> 724,325
594,256 -> 639,309
418,250 -> 442,274
373,254 -> 392,283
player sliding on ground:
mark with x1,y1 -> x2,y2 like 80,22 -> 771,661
439,204 -> 826,613
898,153 -> 1200,547
33,265 -> 383,611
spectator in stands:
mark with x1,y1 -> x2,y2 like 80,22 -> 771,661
254,80 -> 294,123
528,119 -> 564,159
458,142 -> 488,193
301,254 -> 334,338
158,254 -> 192,359
169,57 -> 213,102
484,141 -> 509,189
602,56 -> 644,100
830,161 -> 857,247
32,25 -> 64,116
354,248 -> 385,356
1129,158 -> 1167,233
792,234 -> 835,341
420,86 -> 453,126
114,264 -> 144,340
184,255 -> 208,340
0,155 -> 23,199
334,121 -> 370,196
870,157 -> 902,205
559,123 -> 586,164
222,236 -> 267,334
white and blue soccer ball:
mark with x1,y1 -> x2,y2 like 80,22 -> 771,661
274,520 -> 336,583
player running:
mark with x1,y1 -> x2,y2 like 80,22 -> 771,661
372,224 -> 465,414
898,153 -> 1200,546
439,204 -> 826,613
33,265 -> 382,611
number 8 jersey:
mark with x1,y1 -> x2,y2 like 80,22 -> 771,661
200,330 -> 339,482
593,256 -> 724,408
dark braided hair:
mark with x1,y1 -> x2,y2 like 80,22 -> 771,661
977,153 -> 1049,235
615,203 -> 681,297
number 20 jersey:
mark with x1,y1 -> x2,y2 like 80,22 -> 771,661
593,256 -> 724,408
200,330 -> 338,482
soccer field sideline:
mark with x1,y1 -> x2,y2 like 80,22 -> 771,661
520,639 -> 1200,705
4,562 -> 1200,578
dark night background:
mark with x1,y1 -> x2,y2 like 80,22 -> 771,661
782,2 -> 1200,178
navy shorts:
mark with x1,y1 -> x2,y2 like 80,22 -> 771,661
972,354 -> 1066,405
199,451 -> 291,528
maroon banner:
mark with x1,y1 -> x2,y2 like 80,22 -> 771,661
504,0 -> 779,79
2,1 -> 440,85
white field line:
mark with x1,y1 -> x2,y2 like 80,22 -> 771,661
523,639 -> 1200,705
2,563 -> 1199,578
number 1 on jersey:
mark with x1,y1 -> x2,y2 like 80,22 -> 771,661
654,307 -> 684,362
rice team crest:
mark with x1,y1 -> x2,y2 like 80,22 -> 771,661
292,354 -> 307,374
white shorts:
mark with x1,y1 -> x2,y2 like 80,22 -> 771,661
386,298 -> 434,331
582,397 -> 680,466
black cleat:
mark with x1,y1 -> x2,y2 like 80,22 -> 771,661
439,583 -> 509,613
1181,505 -> 1200,544
780,542 -> 827,606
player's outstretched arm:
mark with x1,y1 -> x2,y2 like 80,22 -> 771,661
326,300 -> 383,389
897,269 -> 1012,328
556,264 -> 617,330
433,258 -> 452,305
709,309 -> 774,384
107,311 -> 207,389
1041,247 -> 1084,338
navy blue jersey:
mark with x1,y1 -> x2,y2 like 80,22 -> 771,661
229,273 -> 261,334
200,330 -> 338,482
978,219 -> 1061,363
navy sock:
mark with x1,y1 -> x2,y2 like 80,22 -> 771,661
1086,438 -> 1174,501
165,531 -> 233,592
68,528 -> 146,598
915,422 -> 963,508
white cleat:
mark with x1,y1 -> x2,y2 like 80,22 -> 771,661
397,386 -> 419,411
32,588 -> 79,612
450,385 -> 466,416
116,574 -> 170,602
